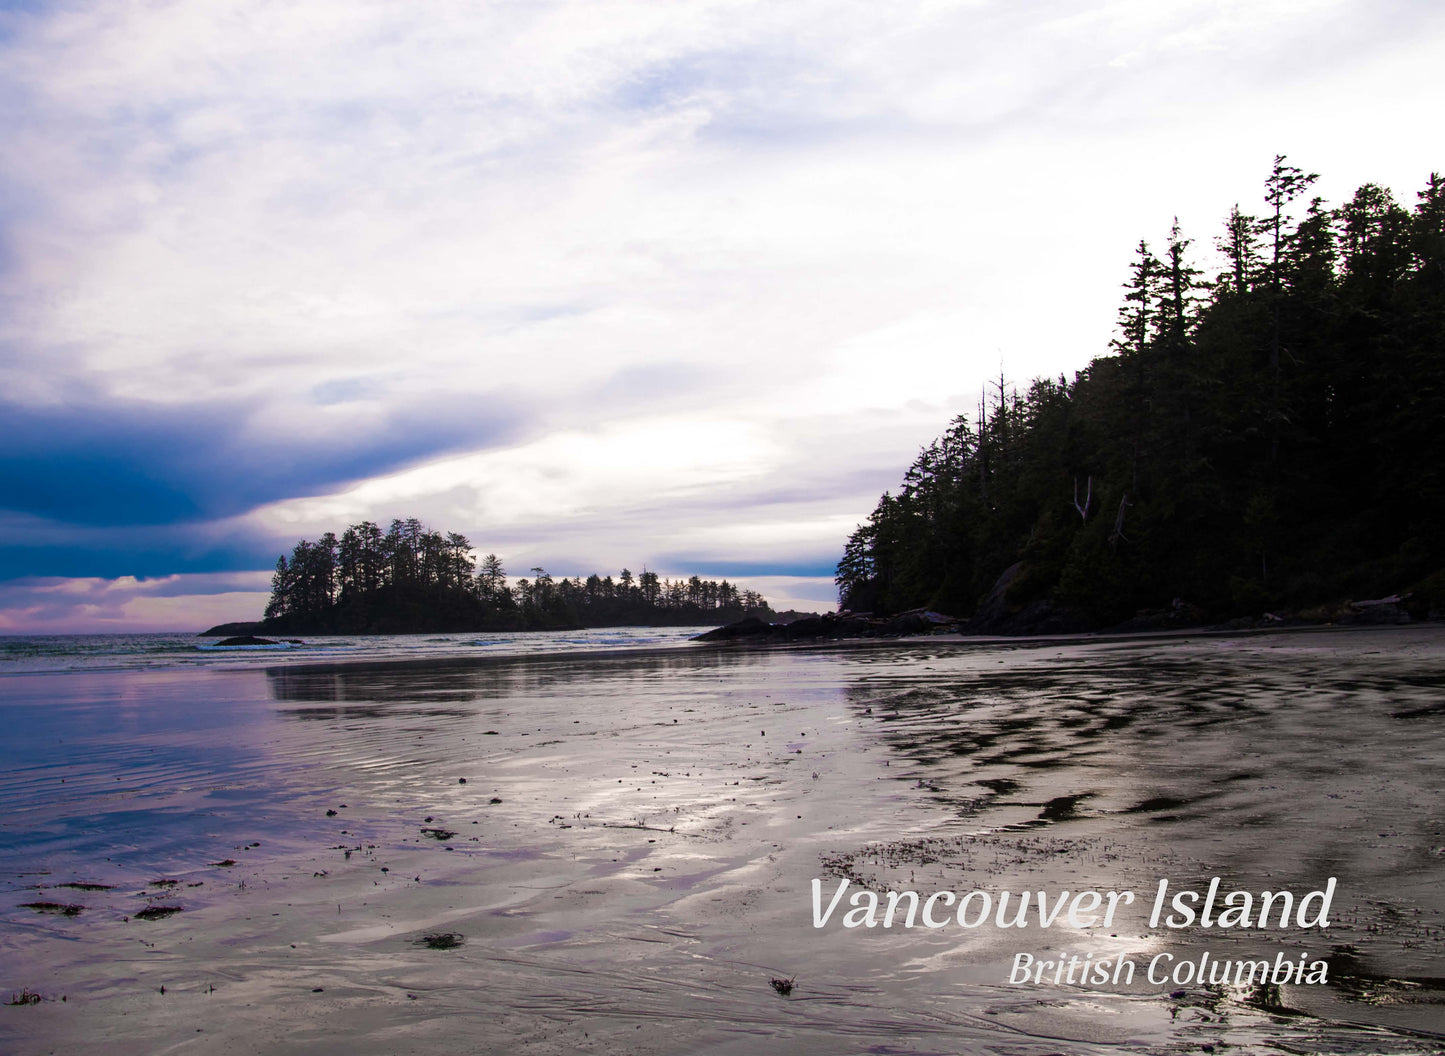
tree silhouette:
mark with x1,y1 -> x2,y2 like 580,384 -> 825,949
838,163 -> 1445,629
261,522 -> 774,633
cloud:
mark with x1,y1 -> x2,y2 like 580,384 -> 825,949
0,389 -> 525,527
0,571 -> 272,633
0,509 -> 280,579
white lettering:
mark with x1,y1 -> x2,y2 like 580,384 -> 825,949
883,890 -> 919,928
812,878 -> 852,928
843,889 -> 879,928
995,890 -> 1030,928
1068,890 -> 1102,928
1147,953 -> 1172,984
1296,878 -> 1336,928
922,890 -> 956,928
956,891 -> 991,928
1008,953 -> 1034,984
1149,879 -> 1168,927
1034,890 -> 1071,928
1199,877 -> 1221,927
1102,889 -> 1134,927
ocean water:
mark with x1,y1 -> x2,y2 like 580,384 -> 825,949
0,626 -> 716,675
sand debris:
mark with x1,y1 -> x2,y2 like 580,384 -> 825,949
19,901 -> 83,916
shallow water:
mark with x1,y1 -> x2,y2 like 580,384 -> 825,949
1,627 -> 1442,1054
0,626 -> 714,674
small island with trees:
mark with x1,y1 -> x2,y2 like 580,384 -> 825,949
210,518 -> 773,635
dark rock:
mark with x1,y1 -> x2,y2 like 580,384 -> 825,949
771,610 -> 823,625
780,616 -> 830,637
693,617 -> 773,641
213,635 -> 280,647
1340,599 -> 1412,625
880,613 -> 931,635
1213,616 -> 1255,630
696,612 -> 899,643
963,564 -> 1089,635
1107,599 -> 1208,633
966,562 -> 1024,633
198,622 -> 264,637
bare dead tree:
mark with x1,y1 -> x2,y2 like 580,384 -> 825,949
1108,493 -> 1132,548
1073,476 -> 1092,521
978,391 -> 988,500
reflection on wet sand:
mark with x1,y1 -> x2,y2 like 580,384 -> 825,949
836,635 -> 1445,1040
0,628 -> 1442,1055
266,647 -> 768,706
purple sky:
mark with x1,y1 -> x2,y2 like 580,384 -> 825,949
2,0 -> 1443,631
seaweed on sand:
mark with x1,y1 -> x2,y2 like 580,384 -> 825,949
414,932 -> 465,950
769,976 -> 795,996
19,901 -> 84,916
6,990 -> 42,1005
134,905 -> 183,921
1243,981 -> 1290,1012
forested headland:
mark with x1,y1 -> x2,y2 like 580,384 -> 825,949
836,160 -> 1445,633
255,518 -> 772,633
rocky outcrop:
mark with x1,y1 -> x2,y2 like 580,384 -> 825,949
694,616 -> 774,640
964,563 -> 1085,635
1339,595 -> 1413,626
771,610 -> 824,625
1106,599 -> 1209,633
199,622 -> 265,637
694,609 -> 960,643
966,562 -> 1023,633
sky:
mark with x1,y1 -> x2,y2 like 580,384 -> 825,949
2,0 -> 1443,632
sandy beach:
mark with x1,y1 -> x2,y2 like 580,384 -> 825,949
2,626 -> 1443,1054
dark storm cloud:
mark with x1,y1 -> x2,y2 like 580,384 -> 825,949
0,507 -> 311,581
0,534 -> 274,581
0,391 -> 526,532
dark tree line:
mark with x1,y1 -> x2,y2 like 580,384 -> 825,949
837,160 -> 1445,629
262,517 -> 772,633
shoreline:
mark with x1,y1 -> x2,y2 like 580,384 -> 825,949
256,617 -> 1445,676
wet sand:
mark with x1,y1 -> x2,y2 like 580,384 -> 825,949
1,626 -> 1443,1054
